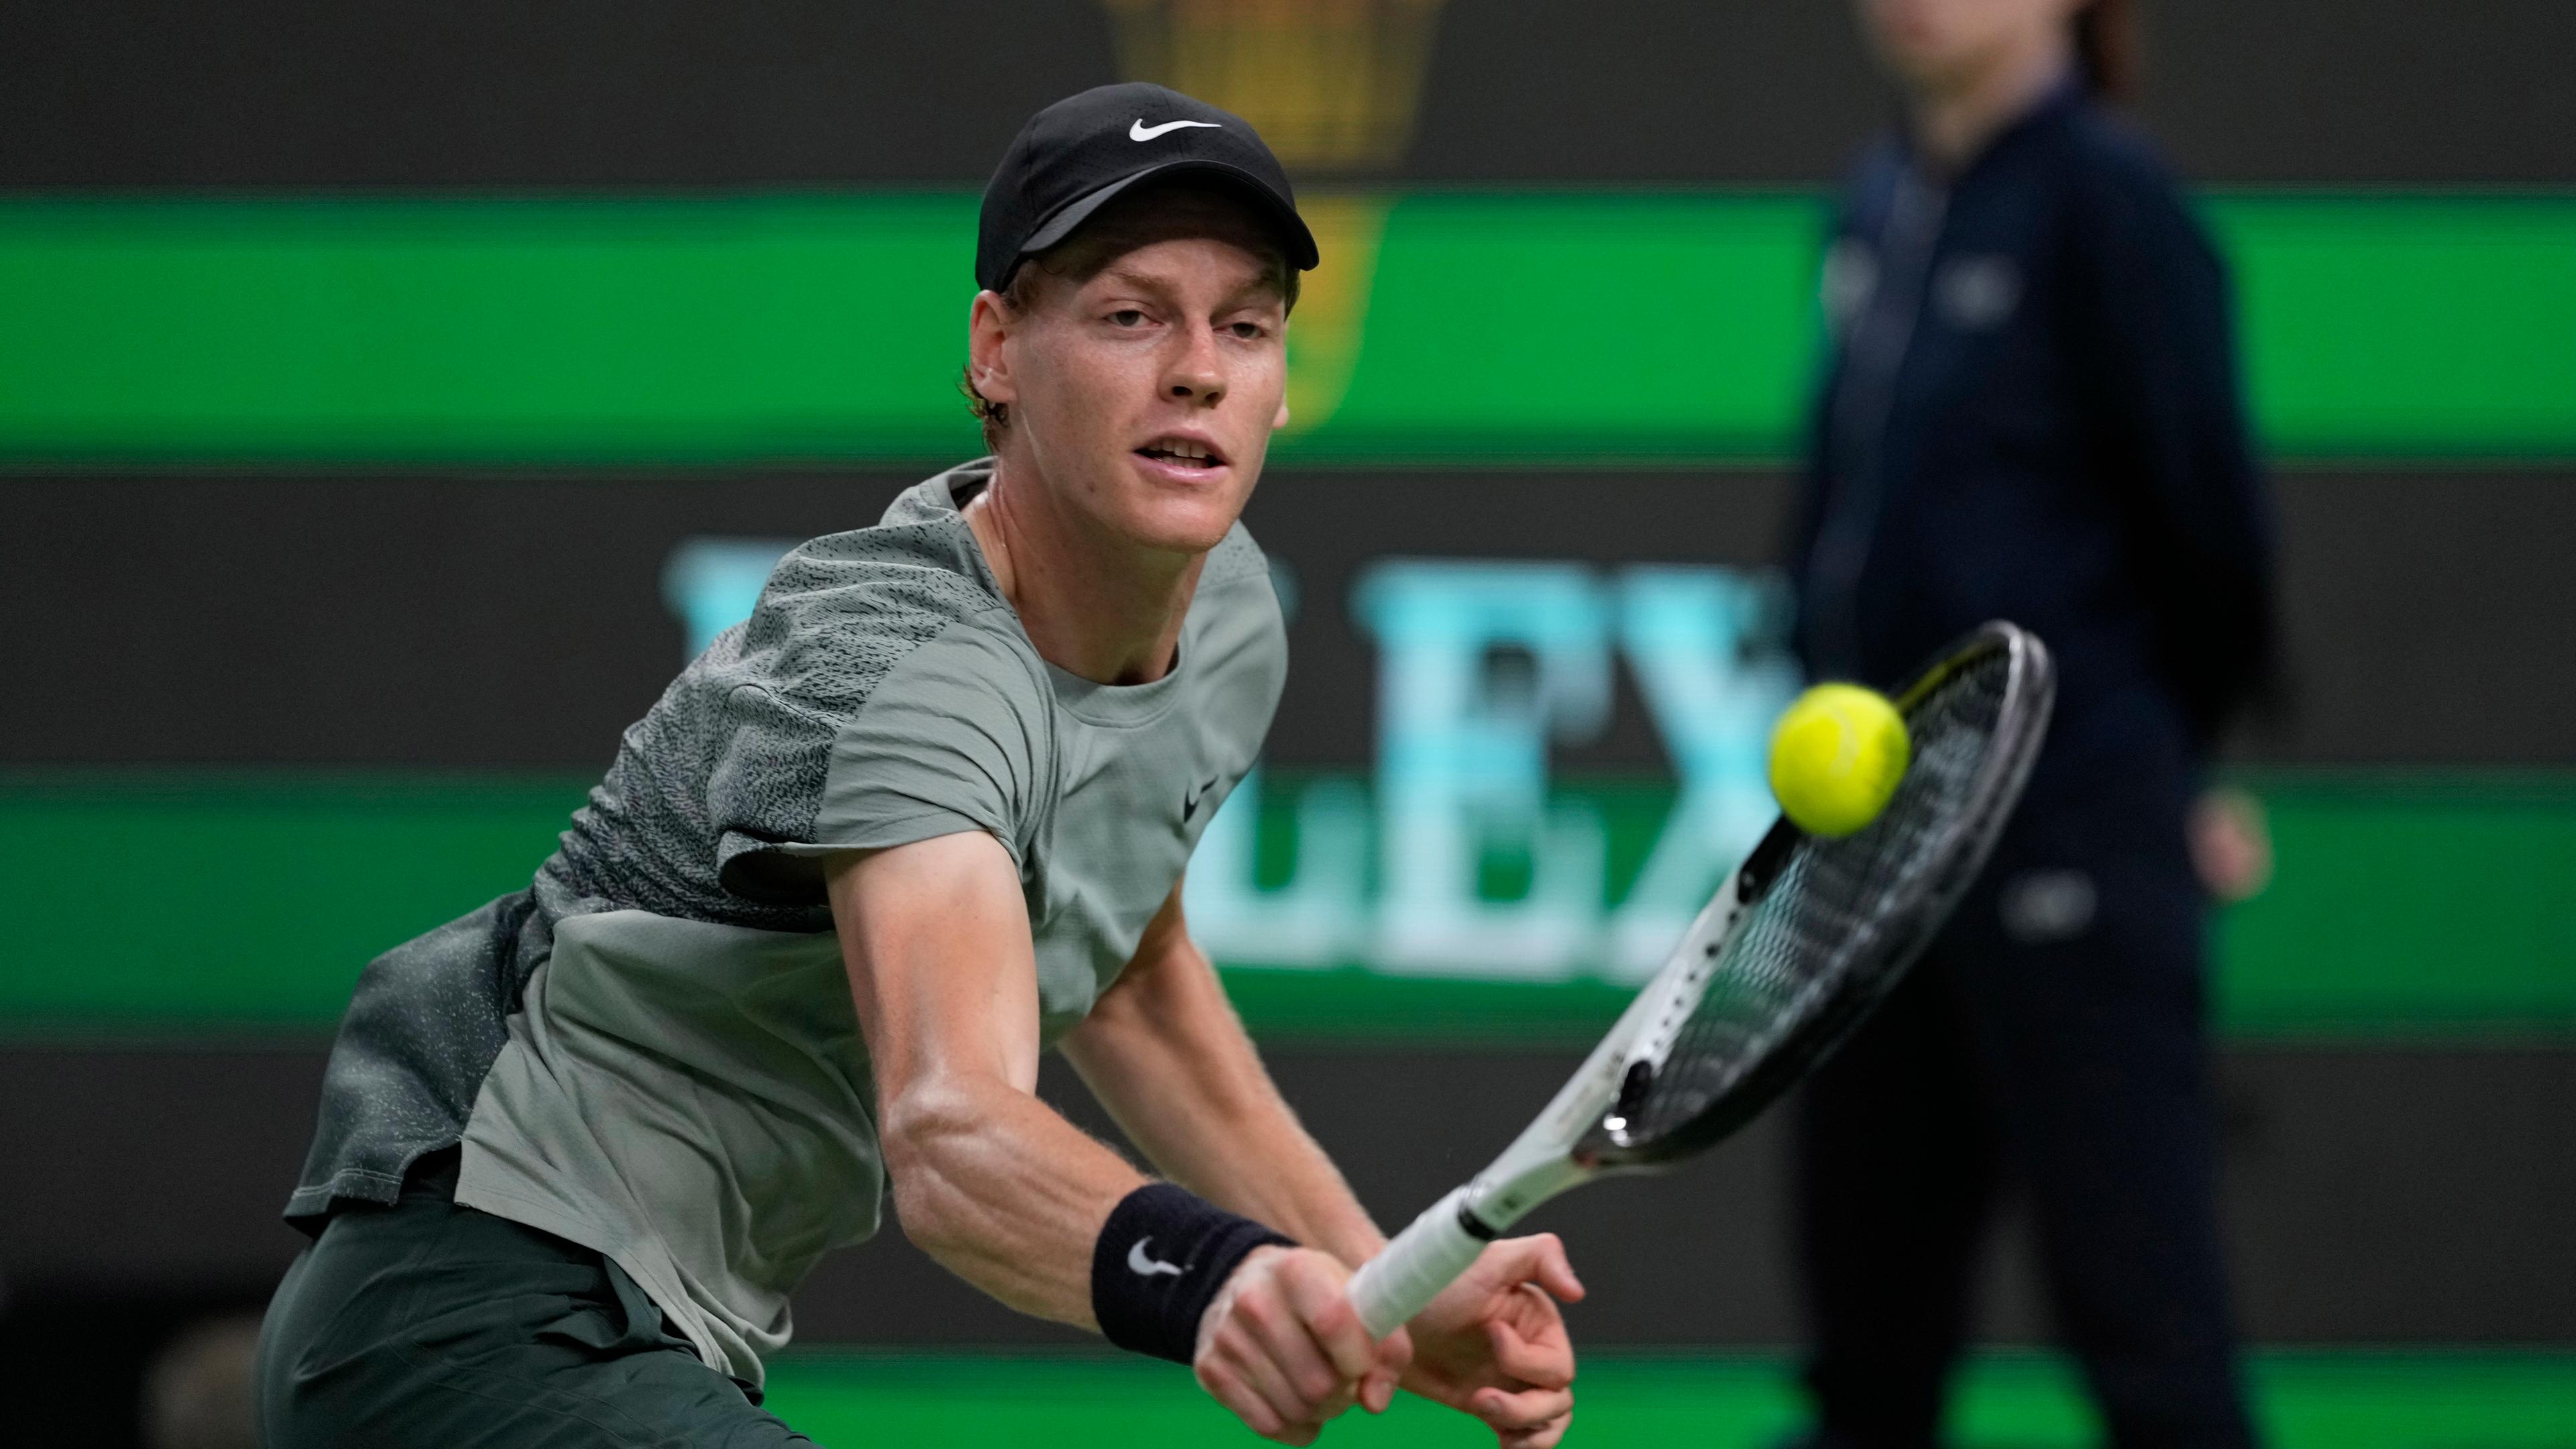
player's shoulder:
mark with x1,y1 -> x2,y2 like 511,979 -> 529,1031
718,462 -> 1044,720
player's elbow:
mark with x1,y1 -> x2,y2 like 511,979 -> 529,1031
878,1082 -> 988,1256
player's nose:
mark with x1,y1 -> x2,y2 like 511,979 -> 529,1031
1162,323 -> 1227,408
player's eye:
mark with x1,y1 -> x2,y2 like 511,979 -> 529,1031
1226,321 -> 1267,340
1108,309 -> 1148,328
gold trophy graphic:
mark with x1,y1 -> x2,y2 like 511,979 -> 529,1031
1104,0 -> 1446,173
1103,0 -> 1447,437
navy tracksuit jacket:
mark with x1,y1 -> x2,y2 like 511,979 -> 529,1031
1784,83 -> 2275,1449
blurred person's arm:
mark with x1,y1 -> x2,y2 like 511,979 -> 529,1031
2078,157 -> 2279,744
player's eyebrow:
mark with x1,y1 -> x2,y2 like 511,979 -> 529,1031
1224,270 -> 1292,311
1090,254 -> 1287,312
1091,261 -> 1177,298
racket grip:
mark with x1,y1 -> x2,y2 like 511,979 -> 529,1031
1348,1187 -> 1489,1338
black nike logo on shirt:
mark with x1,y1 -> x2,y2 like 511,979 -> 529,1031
1183,777 -> 1221,822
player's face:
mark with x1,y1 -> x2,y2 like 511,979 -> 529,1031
1859,0 -> 2080,94
989,217 -> 1291,558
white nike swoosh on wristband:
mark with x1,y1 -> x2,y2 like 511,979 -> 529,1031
1128,1238 -> 1185,1277
1130,119 -> 1222,142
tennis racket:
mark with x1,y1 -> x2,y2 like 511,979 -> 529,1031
1346,621 -> 2055,1336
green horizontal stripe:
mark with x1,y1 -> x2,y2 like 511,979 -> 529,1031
1,771 -> 2567,1042
0,196 -> 983,465
761,1350 -> 2576,1447
1,193 -> 2570,466
2215,774 -> 2576,1034
2217,198 -> 2576,462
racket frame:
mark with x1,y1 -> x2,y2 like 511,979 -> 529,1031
1345,621 -> 2053,1338
1346,822 -> 1783,1335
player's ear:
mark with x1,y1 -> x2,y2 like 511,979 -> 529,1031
967,288 -> 1020,409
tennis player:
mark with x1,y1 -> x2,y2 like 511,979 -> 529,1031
255,83 -> 1580,1449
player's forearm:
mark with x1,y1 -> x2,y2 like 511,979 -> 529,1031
881,1070 -> 1146,1329
1190,1104 -> 1386,1269
1108,1047 -> 1378,1257
1069,939 -> 1385,1266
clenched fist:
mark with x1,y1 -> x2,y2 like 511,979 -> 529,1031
1195,1246 -> 1409,1445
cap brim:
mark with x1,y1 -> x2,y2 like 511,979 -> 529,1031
1015,160 -> 1322,282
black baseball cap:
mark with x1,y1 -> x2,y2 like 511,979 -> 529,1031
976,82 -> 1321,294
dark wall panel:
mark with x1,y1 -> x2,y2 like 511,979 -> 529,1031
3,470 -> 2571,769
0,472 -> 916,769
2273,472 -> 2576,765
1415,0 -> 2576,184
0,2 -> 1116,186
4,1045 -> 2569,1344
5,1 -> 2569,186
2133,0 -> 2576,185
1407,1 -> 1886,183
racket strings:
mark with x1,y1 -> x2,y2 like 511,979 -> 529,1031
1624,650 -> 2018,1146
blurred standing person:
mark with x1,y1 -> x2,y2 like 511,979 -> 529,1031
1780,1 -> 2276,1446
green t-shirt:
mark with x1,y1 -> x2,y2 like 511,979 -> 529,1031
285,460 -> 1287,1385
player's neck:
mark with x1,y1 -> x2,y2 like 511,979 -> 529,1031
1909,34 -> 2072,172
963,464 -> 1204,687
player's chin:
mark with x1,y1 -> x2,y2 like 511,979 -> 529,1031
1111,472 -> 1252,551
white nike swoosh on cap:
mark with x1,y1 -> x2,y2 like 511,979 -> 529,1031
1128,1238 -> 1185,1277
1130,118 -> 1222,142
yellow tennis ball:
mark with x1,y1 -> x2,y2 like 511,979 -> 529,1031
1768,683 -> 1912,838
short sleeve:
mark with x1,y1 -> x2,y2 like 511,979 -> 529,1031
709,620 -> 1048,903
811,621 -> 1049,862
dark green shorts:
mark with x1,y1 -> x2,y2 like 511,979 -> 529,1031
254,1150 -> 815,1448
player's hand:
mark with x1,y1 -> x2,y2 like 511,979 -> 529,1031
1195,1244 -> 1410,1445
1399,1233 -> 1585,1449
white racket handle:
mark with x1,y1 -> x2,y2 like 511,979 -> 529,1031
1348,1187 -> 1489,1338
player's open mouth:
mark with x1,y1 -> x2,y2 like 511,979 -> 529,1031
1135,436 -> 1228,474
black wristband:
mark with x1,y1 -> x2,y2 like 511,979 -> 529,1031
1091,1182 -> 1295,1364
